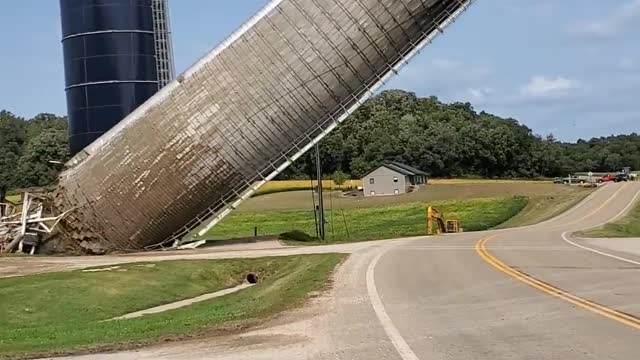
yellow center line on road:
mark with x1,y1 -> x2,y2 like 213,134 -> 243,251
557,182 -> 629,228
476,236 -> 640,331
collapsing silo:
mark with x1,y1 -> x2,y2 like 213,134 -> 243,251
52,0 -> 474,253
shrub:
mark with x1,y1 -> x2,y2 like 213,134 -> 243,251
279,230 -> 317,242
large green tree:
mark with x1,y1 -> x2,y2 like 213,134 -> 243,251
0,112 -> 69,194
0,111 -> 26,202
15,128 -> 69,188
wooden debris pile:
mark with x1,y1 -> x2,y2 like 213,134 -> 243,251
0,193 -> 68,255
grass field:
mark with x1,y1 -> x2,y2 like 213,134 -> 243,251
205,197 -> 528,242
241,183 -> 589,213
578,200 -> 640,238
0,254 -> 345,359
426,179 -> 551,184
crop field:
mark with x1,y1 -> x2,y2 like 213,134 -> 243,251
255,179 -> 361,195
0,254 -> 345,358
205,197 -> 528,242
256,179 -> 551,196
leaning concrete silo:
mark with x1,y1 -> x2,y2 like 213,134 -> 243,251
52,0 -> 473,253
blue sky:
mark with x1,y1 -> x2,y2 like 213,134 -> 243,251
0,0 -> 638,141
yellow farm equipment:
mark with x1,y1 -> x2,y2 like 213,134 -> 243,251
426,206 -> 462,235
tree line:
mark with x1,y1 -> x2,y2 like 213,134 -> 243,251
1,89 -> 638,200
0,111 -> 69,201
283,90 -> 639,179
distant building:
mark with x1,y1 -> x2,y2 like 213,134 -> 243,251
362,162 -> 428,196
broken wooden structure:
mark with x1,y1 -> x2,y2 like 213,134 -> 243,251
0,193 -> 72,255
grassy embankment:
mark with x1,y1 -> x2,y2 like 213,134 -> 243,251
0,254 -> 345,359
203,182 -> 594,241
205,197 -> 528,242
578,200 -> 640,238
496,188 -> 593,228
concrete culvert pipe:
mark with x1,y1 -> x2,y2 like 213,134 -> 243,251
246,273 -> 258,284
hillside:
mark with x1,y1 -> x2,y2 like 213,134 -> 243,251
281,90 -> 640,179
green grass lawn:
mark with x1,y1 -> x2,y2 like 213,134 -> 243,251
0,254 -> 345,359
495,189 -> 593,229
204,197 -> 528,242
578,200 -> 640,238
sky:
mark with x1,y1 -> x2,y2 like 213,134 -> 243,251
0,0 -> 638,141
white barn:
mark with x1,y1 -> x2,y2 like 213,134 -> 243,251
362,162 -> 428,196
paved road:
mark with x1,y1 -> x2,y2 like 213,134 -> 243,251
37,182 -> 640,359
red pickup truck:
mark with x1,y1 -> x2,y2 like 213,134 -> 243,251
597,174 -> 616,183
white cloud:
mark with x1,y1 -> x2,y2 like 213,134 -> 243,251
569,0 -> 640,38
520,76 -> 581,98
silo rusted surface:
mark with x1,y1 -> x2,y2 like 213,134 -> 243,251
52,0 -> 473,253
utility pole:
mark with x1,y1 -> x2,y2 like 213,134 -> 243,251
315,144 -> 325,240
